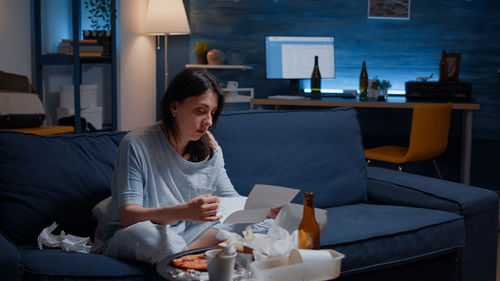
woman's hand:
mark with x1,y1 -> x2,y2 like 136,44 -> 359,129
267,206 -> 282,219
205,130 -> 218,149
183,194 -> 222,222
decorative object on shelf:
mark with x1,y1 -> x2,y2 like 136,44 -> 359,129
439,50 -> 461,82
194,42 -> 209,64
207,49 -> 226,65
417,73 -> 433,82
367,79 -> 378,98
368,0 -> 411,20
226,48 -> 245,65
223,81 -> 239,97
83,0 -> 116,56
371,78 -> 392,101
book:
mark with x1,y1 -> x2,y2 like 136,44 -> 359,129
65,52 -> 103,57
219,184 -> 300,224
61,39 -> 99,43
57,46 -> 104,53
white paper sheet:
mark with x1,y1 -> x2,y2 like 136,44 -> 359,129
218,197 -> 247,219
274,203 -> 328,235
221,184 -> 300,224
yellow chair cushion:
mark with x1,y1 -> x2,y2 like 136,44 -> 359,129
365,145 -> 409,164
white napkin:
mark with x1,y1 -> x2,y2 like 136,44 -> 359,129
37,222 -> 92,254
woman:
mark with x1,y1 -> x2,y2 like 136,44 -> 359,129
93,69 -> 278,274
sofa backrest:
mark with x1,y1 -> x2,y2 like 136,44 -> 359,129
213,108 -> 367,208
0,131 -> 126,244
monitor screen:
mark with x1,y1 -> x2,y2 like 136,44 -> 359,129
265,36 -> 335,79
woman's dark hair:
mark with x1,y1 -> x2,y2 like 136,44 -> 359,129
160,68 -> 225,162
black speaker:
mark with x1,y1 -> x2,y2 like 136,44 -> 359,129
405,81 -> 472,101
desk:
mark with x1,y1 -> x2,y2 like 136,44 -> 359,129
250,96 -> 480,185
7,125 -> 74,135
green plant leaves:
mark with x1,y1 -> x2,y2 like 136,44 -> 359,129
84,0 -> 114,30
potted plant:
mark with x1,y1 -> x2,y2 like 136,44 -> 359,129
371,78 -> 392,100
83,0 -> 116,56
194,42 -> 209,64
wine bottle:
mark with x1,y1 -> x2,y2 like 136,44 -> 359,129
298,191 -> 320,249
359,61 -> 368,101
311,56 -> 321,96
439,50 -> 448,82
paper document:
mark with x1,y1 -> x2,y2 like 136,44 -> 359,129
220,184 -> 300,224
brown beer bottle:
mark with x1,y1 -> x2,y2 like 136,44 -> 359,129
298,192 -> 320,249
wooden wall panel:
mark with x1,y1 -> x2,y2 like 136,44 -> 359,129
186,0 -> 500,140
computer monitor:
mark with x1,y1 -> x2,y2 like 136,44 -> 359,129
265,36 -> 335,95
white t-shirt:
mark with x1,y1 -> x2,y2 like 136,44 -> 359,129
94,123 -> 239,247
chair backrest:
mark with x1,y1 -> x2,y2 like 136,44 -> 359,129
406,103 -> 453,162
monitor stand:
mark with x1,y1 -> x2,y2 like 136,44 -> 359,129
290,79 -> 300,96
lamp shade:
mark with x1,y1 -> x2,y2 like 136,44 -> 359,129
144,0 -> 191,35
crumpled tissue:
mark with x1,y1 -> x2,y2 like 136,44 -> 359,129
216,222 -> 298,261
37,222 -> 92,253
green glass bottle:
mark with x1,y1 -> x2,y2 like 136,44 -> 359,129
359,61 -> 368,101
311,56 -> 321,97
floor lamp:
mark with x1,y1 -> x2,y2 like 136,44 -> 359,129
144,0 -> 190,120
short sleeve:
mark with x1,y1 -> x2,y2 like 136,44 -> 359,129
111,133 -> 146,206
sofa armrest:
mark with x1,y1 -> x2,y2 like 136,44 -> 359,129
366,166 -> 498,281
0,232 -> 23,281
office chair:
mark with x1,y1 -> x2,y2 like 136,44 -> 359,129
364,103 -> 453,179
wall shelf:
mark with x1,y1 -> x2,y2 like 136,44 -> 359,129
185,64 -> 253,70
223,88 -> 254,108
40,54 -> 112,65
33,0 -> 117,133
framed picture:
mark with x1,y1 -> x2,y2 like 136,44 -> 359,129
368,0 -> 411,20
441,52 -> 461,81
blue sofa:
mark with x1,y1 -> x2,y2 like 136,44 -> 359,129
0,108 -> 497,281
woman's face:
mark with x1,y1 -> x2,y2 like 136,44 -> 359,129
170,89 -> 219,143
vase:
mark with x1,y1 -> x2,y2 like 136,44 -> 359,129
196,52 -> 208,64
207,49 -> 225,65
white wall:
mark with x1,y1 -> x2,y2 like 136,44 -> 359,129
0,0 -> 32,82
118,0 -> 156,130
0,0 -> 157,130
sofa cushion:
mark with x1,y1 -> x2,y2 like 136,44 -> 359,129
214,108 -> 367,208
320,203 -> 464,273
20,248 -> 160,281
0,131 -> 126,244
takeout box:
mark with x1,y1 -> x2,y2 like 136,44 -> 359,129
250,249 -> 344,281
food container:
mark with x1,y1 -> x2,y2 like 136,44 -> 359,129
250,249 -> 344,281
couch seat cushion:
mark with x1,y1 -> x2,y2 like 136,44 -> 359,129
214,108 -> 367,208
321,203 -> 464,273
20,249 -> 159,280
